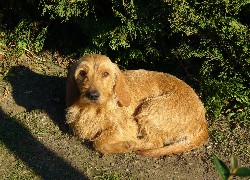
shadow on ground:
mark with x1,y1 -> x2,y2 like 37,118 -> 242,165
4,65 -> 68,133
0,66 -> 87,179
0,108 -> 87,179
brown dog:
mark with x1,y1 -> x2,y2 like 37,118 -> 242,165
66,54 -> 208,157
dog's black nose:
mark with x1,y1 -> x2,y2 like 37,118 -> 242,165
86,90 -> 100,101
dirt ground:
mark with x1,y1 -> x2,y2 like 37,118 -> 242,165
0,55 -> 249,179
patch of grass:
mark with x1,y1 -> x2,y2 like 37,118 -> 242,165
14,110 -> 62,138
94,172 -> 120,180
7,161 -> 39,179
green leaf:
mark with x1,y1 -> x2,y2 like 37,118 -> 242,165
234,167 -> 250,177
230,155 -> 238,171
213,156 -> 230,180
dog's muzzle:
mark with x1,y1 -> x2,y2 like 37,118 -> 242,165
86,90 -> 100,101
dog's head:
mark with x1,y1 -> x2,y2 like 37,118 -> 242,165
66,54 -> 131,107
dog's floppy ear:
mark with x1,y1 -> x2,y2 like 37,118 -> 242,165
66,63 -> 80,107
114,65 -> 131,107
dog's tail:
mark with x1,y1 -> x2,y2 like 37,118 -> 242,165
137,141 -> 194,157
137,128 -> 208,157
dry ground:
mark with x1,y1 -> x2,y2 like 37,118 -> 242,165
0,54 -> 249,179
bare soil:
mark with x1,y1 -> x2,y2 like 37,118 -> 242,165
0,55 -> 249,179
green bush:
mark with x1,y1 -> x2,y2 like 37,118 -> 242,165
1,0 -> 249,124
0,1 -> 48,55
169,0 -> 250,123
9,20 -> 47,54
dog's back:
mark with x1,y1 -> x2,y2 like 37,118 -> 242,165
122,69 -> 208,157
123,69 -> 201,106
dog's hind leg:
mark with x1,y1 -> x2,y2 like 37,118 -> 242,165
135,94 -> 208,157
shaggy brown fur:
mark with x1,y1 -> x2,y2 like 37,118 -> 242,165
66,54 -> 208,157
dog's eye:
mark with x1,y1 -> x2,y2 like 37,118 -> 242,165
79,70 -> 87,78
102,72 -> 109,78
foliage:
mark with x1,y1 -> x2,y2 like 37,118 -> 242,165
0,0 -> 249,123
0,1 -> 48,56
40,0 -> 91,20
9,20 -> 47,54
169,0 -> 250,122
213,155 -> 250,180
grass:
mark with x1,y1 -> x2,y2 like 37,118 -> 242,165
94,172 -> 120,180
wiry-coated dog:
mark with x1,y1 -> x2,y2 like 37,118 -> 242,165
66,54 -> 208,157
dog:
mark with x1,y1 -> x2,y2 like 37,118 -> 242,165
66,54 -> 208,157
